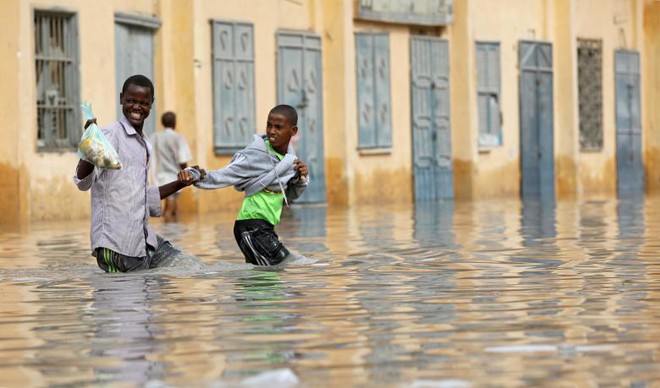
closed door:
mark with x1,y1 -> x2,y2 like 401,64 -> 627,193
519,41 -> 554,199
411,36 -> 453,202
115,23 -> 155,135
277,31 -> 325,203
615,50 -> 644,197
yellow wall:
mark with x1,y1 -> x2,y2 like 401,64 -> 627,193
0,0 -> 26,224
644,0 -> 660,193
2,0 -> 659,224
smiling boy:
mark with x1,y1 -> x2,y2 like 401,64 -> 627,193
74,75 -> 199,272
184,104 -> 309,266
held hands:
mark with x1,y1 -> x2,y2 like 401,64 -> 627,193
177,165 -> 207,186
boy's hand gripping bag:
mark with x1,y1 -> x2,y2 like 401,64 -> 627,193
76,103 -> 122,170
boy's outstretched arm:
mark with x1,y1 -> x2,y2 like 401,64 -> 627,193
193,153 -> 250,190
159,166 -> 206,199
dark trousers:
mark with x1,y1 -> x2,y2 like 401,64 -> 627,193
94,235 -> 178,273
233,219 -> 290,266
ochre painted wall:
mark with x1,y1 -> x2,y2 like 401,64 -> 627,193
0,0 -> 25,224
644,0 -> 660,193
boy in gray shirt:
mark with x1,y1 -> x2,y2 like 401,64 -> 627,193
182,105 -> 309,266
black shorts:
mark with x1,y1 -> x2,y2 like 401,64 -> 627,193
93,235 -> 179,273
233,219 -> 290,266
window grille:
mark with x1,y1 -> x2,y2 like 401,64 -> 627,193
35,11 -> 79,151
578,38 -> 603,151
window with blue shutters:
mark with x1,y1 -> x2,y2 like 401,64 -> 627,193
212,21 -> 255,154
476,42 -> 502,147
355,33 -> 392,149
35,11 -> 80,151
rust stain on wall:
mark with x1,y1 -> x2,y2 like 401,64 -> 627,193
473,161 -> 520,199
579,158 -> 616,196
453,159 -> 474,200
31,177 -> 92,221
556,156 -> 578,198
354,167 -> 412,205
644,2 -> 660,192
0,163 -> 20,224
646,146 -> 660,194
326,157 -> 348,207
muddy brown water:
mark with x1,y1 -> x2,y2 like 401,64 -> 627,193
1,197 -> 659,386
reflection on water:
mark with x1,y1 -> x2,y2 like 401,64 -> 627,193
1,197 -> 660,386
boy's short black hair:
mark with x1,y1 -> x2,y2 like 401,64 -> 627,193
121,74 -> 155,98
161,111 -> 176,127
270,104 -> 298,126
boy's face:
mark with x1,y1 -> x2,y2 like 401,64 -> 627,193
120,84 -> 154,130
266,112 -> 298,154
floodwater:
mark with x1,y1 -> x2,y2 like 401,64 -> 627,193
1,196 -> 660,387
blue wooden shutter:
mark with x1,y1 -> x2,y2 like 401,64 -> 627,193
476,42 -> 501,147
615,50 -> 644,196
356,33 -> 391,149
114,14 -> 159,136
374,34 -> 392,147
356,33 -> 376,148
212,21 -> 255,154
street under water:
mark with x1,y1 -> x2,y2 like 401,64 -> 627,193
1,196 -> 659,387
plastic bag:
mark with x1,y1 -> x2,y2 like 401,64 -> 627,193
76,103 -> 122,170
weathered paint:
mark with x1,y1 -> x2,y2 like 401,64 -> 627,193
354,167 -> 412,204
643,0 -> 660,193
0,0 -> 24,224
2,0 -> 660,223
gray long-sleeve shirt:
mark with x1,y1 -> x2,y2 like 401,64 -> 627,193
194,134 -> 308,201
74,116 -> 162,257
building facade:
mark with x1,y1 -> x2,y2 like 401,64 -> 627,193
0,0 -> 658,224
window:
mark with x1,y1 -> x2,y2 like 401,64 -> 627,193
355,33 -> 391,149
35,11 -> 80,150
476,42 -> 501,147
211,21 -> 255,154
578,39 -> 603,151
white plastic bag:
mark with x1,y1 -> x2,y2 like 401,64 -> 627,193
76,103 -> 122,170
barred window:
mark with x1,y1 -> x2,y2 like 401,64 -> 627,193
578,39 -> 603,151
35,11 -> 80,151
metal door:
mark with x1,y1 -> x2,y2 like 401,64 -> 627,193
615,50 -> 644,197
519,41 -> 554,198
115,22 -> 156,135
277,31 -> 325,203
411,37 -> 453,201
